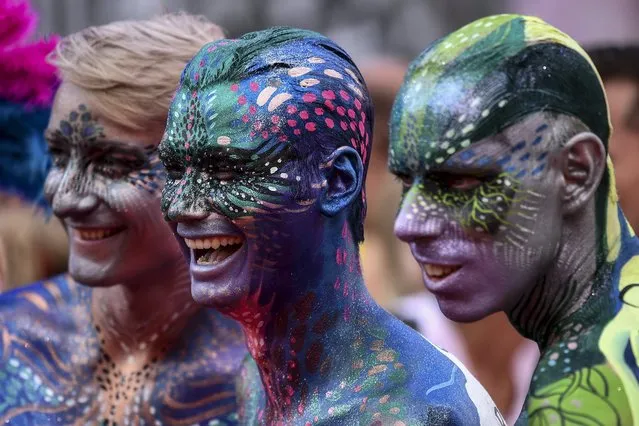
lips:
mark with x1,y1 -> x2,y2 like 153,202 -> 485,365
74,227 -> 126,241
176,218 -> 248,282
423,263 -> 461,280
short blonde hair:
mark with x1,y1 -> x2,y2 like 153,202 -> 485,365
48,12 -> 225,131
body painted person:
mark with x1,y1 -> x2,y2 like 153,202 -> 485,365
390,14 -> 639,425
0,13 -> 246,425
160,27 -> 504,425
0,0 -> 67,291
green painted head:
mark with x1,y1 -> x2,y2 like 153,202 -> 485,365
389,14 -> 620,323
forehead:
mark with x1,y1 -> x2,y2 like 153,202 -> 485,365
391,94 -> 552,173
163,59 -> 369,158
48,82 -> 160,148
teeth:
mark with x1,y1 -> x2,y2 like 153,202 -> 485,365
184,236 -> 243,250
77,228 -> 120,241
424,263 -> 460,278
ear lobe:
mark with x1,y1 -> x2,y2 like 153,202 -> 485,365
561,132 -> 605,215
319,146 -> 364,217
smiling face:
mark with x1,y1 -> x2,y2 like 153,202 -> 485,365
160,79 -> 324,310
44,82 -> 180,286
159,31 -> 371,312
392,113 -> 567,321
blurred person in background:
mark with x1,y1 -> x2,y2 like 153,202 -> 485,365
359,57 -> 413,306
589,46 -> 639,231
360,57 -> 537,424
0,0 -> 67,291
0,12 -> 247,425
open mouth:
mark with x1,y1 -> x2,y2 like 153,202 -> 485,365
185,236 -> 244,266
75,227 -> 126,241
424,263 -> 461,281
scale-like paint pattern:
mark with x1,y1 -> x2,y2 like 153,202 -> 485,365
390,14 -> 639,425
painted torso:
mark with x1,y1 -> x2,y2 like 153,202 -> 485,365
234,231 -> 503,426
238,312 -> 504,426
526,205 -> 639,426
0,274 -> 246,425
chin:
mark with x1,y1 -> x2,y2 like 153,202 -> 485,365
68,256 -> 133,288
435,296 -> 497,323
68,268 -> 114,287
190,279 -> 249,312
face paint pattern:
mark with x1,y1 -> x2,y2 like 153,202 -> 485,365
391,14 -> 639,425
44,103 -> 180,287
160,41 -> 370,222
47,104 -> 165,207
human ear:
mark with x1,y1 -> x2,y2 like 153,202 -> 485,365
560,132 -> 605,215
319,146 -> 364,217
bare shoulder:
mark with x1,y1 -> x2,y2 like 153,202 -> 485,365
0,274 -> 88,359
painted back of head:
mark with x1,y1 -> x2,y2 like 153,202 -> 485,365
390,14 -> 622,260
0,0 -> 58,207
162,27 -> 373,242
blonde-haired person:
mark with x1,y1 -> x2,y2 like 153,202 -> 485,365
0,13 -> 247,425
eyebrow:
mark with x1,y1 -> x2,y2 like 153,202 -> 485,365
45,129 -> 150,157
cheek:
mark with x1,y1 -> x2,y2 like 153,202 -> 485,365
43,169 -> 63,201
493,187 -> 561,266
108,182 -> 162,217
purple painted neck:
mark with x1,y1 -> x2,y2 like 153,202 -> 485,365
230,220 -> 378,422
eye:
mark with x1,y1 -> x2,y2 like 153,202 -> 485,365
446,176 -> 483,191
93,154 -> 146,179
394,173 -> 414,189
214,171 -> 234,181
165,166 -> 184,181
48,146 -> 69,168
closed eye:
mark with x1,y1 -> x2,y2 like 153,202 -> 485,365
447,176 -> 483,190
214,171 -> 234,181
47,145 -> 70,168
166,167 -> 184,181
428,172 -> 495,191
393,173 -> 414,189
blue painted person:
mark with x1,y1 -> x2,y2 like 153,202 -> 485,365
160,27 -> 506,425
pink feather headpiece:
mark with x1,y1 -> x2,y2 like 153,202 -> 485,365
0,0 -> 59,107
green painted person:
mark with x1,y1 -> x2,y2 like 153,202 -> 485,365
390,14 -> 639,426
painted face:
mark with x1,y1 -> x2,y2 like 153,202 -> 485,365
160,41 -> 369,311
44,82 -> 180,286
392,113 -> 565,322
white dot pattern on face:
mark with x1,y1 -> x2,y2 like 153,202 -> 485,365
421,95 -> 509,171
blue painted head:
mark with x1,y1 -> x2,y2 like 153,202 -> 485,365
159,27 -> 373,310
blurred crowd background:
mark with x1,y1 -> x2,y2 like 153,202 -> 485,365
3,0 -> 639,423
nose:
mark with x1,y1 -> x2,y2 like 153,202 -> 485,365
165,196 -> 210,223
51,187 -> 99,218
394,186 -> 445,243
48,161 -> 100,218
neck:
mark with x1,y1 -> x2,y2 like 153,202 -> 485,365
508,206 -> 614,350
236,220 -> 380,421
90,255 -> 199,363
